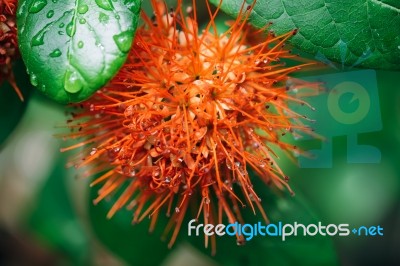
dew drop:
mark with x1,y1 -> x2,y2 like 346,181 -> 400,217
226,159 -> 233,170
95,0 -> 114,11
66,22 -> 76,37
64,69 -> 83,93
77,4 -> 89,14
29,0 -> 47,13
113,30 -> 133,53
49,48 -> 62,58
79,18 -> 86,24
99,12 -> 109,24
175,207 -> 180,213
58,31 -> 64,35
31,30 -> 46,46
90,148 -> 97,155
59,23 -> 65,28
78,41 -> 84,48
46,10 -> 54,18
115,14 -> 120,19
30,74 -> 38,86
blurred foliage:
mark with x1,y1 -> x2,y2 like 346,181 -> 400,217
27,154 -> 89,265
0,60 -> 31,148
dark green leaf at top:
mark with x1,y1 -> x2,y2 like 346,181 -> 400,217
210,0 -> 400,70
17,0 -> 141,104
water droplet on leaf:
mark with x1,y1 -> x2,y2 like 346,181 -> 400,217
64,70 -> 83,93
113,30 -> 133,53
29,0 -> 47,13
66,22 -> 76,37
95,0 -> 114,11
49,48 -> 62,57
30,74 -> 38,86
46,10 -> 54,18
31,30 -> 46,46
78,41 -> 84,48
99,12 -> 109,24
77,4 -> 89,14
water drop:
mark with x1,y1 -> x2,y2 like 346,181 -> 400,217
59,23 -> 64,28
77,4 -> 89,14
115,14 -> 120,19
30,74 -> 38,86
31,30 -> 46,46
29,0 -> 47,13
78,41 -> 84,48
95,0 -> 114,11
79,18 -> 86,24
58,31 -> 64,35
99,12 -> 109,24
113,30 -> 133,53
90,148 -> 97,156
46,10 -> 54,18
66,22 -> 76,37
175,207 -> 180,213
64,69 -> 83,93
226,158 -> 233,170
49,48 -> 62,58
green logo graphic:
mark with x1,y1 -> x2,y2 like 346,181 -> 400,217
327,82 -> 371,125
289,70 -> 382,168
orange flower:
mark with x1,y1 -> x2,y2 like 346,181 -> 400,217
64,0 -> 319,253
0,0 -> 22,100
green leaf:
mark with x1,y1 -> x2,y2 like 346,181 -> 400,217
210,0 -> 400,70
89,177 -> 338,266
0,60 -> 31,148
17,0 -> 141,104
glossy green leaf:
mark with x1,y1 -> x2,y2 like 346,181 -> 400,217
0,60 -> 31,148
89,176 -> 338,266
17,0 -> 141,104
210,0 -> 400,70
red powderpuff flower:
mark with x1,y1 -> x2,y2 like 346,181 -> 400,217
0,0 -> 22,100
63,0 -> 319,253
